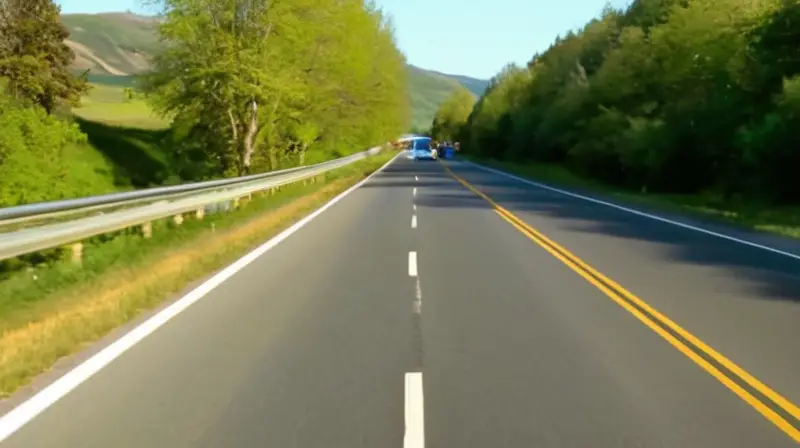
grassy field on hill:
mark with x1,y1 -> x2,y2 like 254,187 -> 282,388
407,65 -> 472,130
61,82 -> 174,194
61,12 -> 488,132
74,82 -> 167,129
62,13 -> 160,76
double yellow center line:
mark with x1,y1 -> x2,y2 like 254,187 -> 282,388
440,162 -> 800,443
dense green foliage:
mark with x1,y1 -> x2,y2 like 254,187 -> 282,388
0,94 -> 118,206
430,86 -> 475,142
0,0 -> 119,206
460,0 -> 800,203
142,0 -> 411,178
0,1 -> 487,207
0,0 -> 88,113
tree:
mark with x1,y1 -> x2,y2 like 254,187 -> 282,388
458,0 -> 800,203
143,0 -> 409,176
430,86 -> 475,142
0,0 -> 87,114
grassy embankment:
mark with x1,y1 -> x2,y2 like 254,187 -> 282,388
467,157 -> 800,239
0,80 -> 396,397
72,80 -> 174,189
0,150 -> 394,398
0,80 -> 163,207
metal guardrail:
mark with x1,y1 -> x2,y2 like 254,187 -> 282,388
0,139 -> 418,262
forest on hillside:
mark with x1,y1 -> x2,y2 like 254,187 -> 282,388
451,0 -> 800,204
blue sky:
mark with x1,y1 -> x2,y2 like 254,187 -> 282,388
57,0 -> 632,80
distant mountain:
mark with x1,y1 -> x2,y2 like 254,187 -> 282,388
60,12 -> 488,131
421,69 -> 489,98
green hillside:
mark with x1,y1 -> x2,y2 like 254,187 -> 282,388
407,65 -> 469,131
60,12 -> 487,131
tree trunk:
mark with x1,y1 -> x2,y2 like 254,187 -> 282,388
227,107 -> 244,173
241,99 -> 259,174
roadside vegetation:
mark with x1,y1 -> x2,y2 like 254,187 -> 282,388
441,0 -> 800,238
0,153 -> 394,397
0,0 -> 407,396
140,0 -> 410,179
1,0 -> 410,204
430,86 -> 475,142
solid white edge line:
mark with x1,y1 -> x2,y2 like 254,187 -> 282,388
408,251 -> 418,277
464,160 -> 800,261
404,372 -> 425,448
0,151 -> 403,443
411,215 -> 417,229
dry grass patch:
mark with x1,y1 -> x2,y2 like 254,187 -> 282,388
0,158 -> 386,398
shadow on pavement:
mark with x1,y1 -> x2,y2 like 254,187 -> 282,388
411,161 -> 800,305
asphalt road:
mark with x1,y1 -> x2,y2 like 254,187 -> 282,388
1,154 -> 799,447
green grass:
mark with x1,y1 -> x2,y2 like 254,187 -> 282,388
75,119 -> 173,187
82,72 -> 139,87
0,151 -> 394,397
468,157 -> 800,239
74,83 -> 168,129
66,82 -> 175,189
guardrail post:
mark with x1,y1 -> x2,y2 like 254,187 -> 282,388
195,208 -> 205,220
141,221 -> 153,238
173,214 -> 184,226
70,242 -> 83,265
239,194 -> 251,207
233,197 -> 240,209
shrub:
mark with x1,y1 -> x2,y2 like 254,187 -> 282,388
0,94 -> 118,206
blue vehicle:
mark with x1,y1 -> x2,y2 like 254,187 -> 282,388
411,137 -> 437,161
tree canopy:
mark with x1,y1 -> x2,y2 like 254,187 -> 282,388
458,0 -> 800,203
142,0 -> 410,178
430,86 -> 474,142
0,0 -> 88,114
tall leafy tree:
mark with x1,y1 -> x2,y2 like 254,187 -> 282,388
143,0 -> 409,177
430,86 -> 474,142
0,0 -> 87,114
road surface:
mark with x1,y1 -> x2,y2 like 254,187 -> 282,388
1,155 -> 799,447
